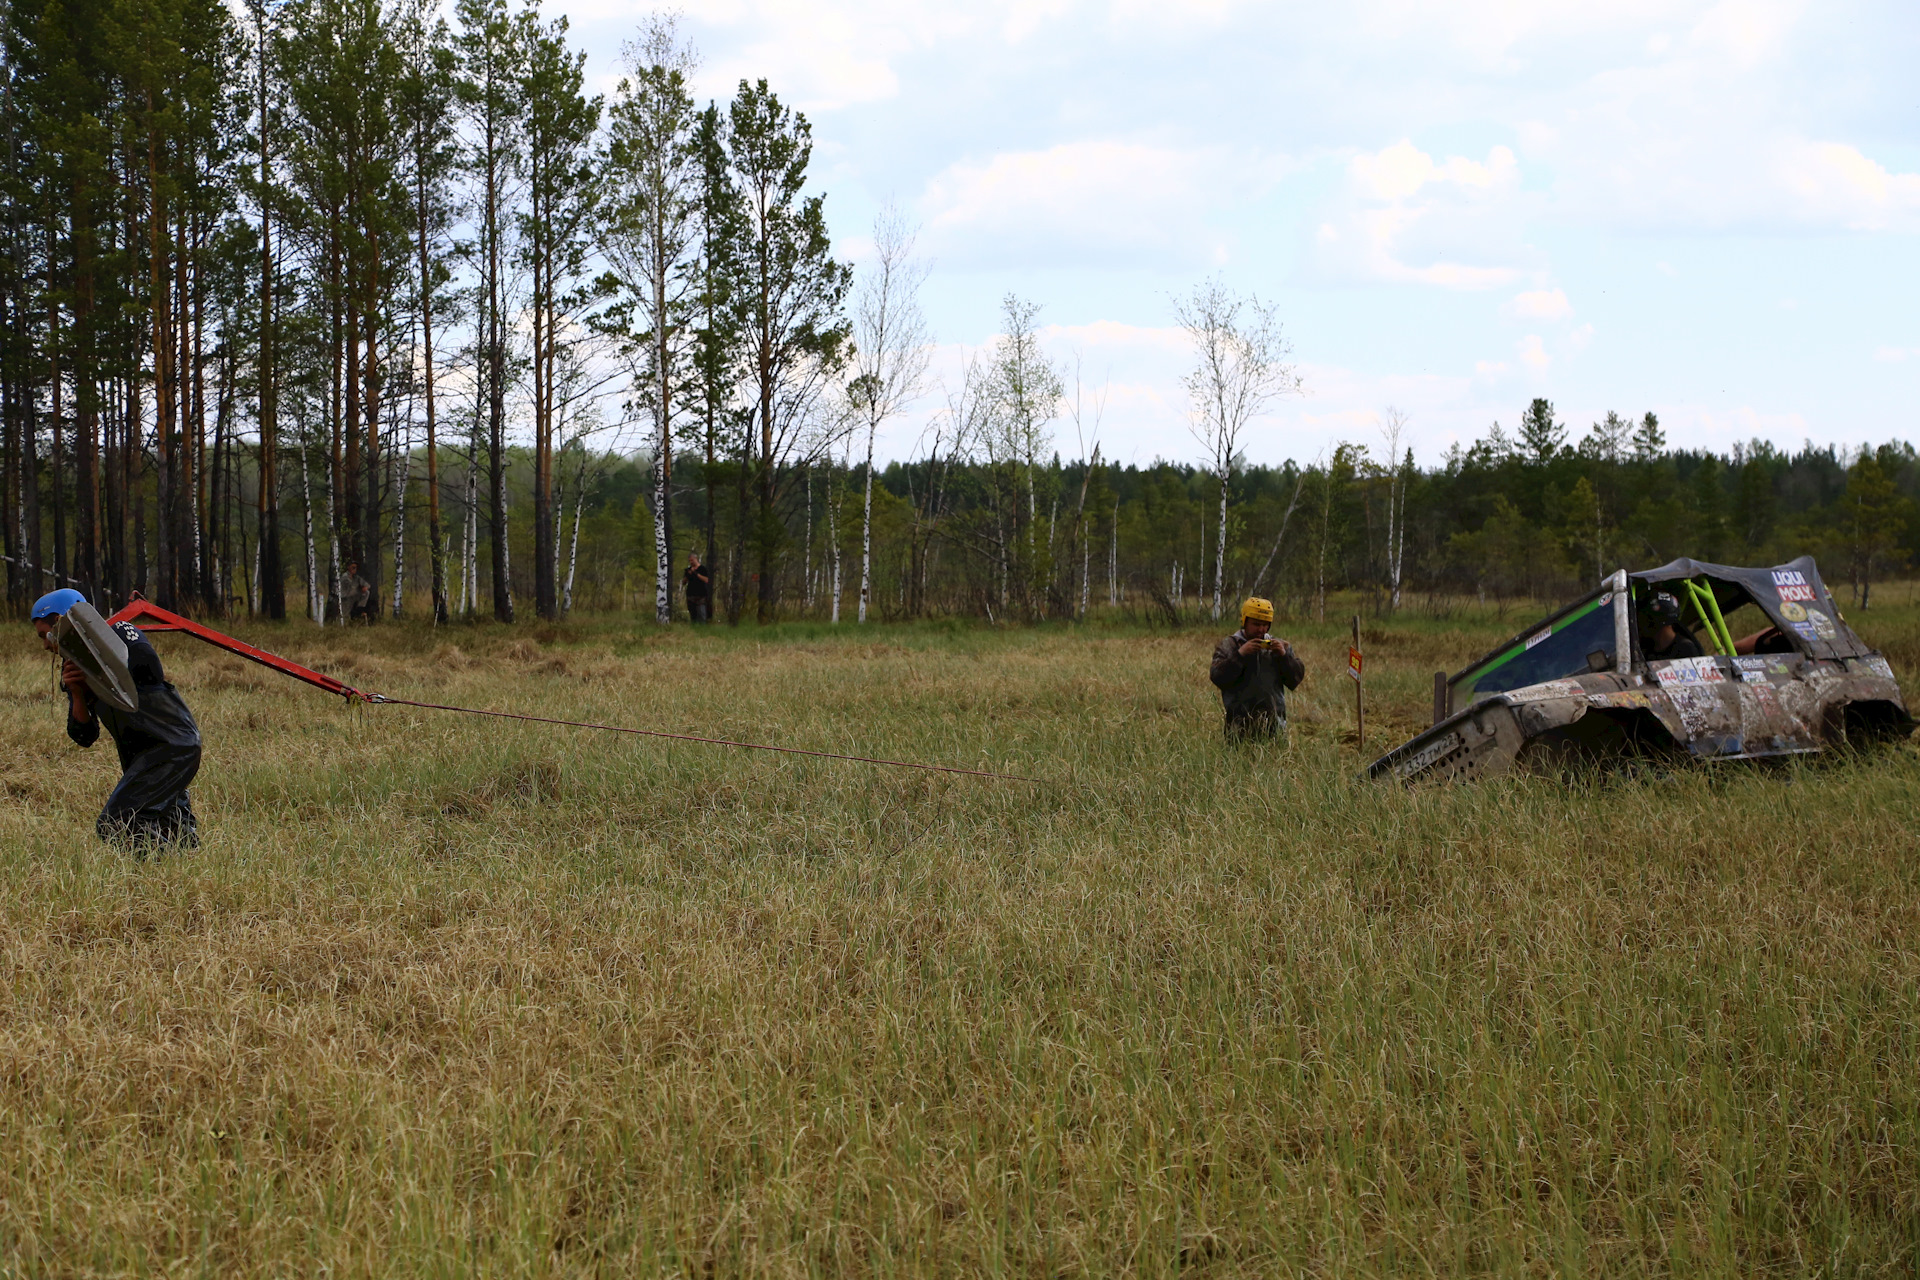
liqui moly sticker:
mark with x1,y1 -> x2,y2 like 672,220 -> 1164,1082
1773,569 -> 1817,603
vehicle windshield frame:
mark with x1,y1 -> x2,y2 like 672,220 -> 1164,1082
1449,584 -> 1616,701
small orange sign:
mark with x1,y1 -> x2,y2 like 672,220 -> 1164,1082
1348,647 -> 1363,681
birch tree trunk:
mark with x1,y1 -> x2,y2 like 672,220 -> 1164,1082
1213,466 -> 1229,621
324,437 -> 343,626
564,472 -> 584,614
653,446 -> 670,622
828,463 -> 842,623
390,439 -> 410,618
300,440 -> 320,625
859,444 -> 873,622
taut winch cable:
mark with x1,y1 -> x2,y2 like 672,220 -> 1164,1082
103,596 -> 1045,786
364,693 -> 1045,783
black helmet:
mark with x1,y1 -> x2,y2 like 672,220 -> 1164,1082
1646,591 -> 1682,626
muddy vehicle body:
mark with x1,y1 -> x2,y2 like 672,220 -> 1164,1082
1367,556 -> 1913,783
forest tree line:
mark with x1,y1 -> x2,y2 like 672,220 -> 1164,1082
2,0 -> 1915,628
528,410 -> 1920,623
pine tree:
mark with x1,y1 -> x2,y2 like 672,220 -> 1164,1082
725,78 -> 850,624
395,2 -> 456,622
455,0 -> 520,622
1631,411 -> 1664,461
516,4 -> 597,621
1519,397 -> 1563,465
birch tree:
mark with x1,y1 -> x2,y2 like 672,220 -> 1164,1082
986,294 -> 1060,611
1379,406 -> 1409,612
602,17 -> 698,624
1176,278 -> 1301,620
846,205 -> 930,623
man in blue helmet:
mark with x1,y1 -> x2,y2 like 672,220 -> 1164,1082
31,589 -> 202,850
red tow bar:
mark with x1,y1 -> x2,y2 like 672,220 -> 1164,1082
105,594 -> 366,702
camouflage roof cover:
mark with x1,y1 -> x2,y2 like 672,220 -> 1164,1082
1631,555 -> 1868,661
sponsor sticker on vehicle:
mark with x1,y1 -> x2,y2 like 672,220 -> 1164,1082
1791,621 -> 1819,642
1862,656 -> 1895,681
1778,601 -> 1807,622
1774,569 -> 1818,603
1524,628 -> 1551,650
1654,656 -> 1725,686
1588,690 -> 1651,708
1805,608 -> 1837,640
1743,680 -> 1782,721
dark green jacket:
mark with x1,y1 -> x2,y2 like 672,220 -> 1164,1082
1210,631 -> 1306,722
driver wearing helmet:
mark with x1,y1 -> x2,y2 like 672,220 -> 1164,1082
1643,591 -> 1703,661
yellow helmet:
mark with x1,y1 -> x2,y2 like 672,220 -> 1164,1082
1241,597 -> 1274,624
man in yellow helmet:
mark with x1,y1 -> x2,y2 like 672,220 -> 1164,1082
1209,596 -> 1305,740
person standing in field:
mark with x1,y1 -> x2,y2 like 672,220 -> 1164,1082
1209,596 -> 1305,741
683,551 -> 712,624
30,589 -> 203,851
342,561 -> 373,622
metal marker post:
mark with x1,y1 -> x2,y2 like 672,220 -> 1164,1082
1349,614 -> 1364,748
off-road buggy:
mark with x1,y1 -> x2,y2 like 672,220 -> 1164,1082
1367,557 -> 1913,783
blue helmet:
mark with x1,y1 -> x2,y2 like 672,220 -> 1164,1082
30,588 -> 86,620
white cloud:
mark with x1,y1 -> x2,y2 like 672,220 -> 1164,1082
1568,323 -> 1595,350
1500,3 -> 1920,234
1773,140 -> 1920,233
1518,334 -> 1551,370
680,0 -> 970,111
1306,142 -> 1537,289
918,141 -> 1278,267
1507,288 -> 1572,319
1873,346 -> 1916,363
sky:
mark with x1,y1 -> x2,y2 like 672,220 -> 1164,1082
556,0 -> 1919,470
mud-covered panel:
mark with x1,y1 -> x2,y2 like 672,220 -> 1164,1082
1368,702 -> 1527,783
1734,677 -> 1819,754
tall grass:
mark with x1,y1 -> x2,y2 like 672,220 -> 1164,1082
0,599 -> 1915,1275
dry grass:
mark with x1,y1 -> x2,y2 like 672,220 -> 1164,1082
1,599 -> 1917,1276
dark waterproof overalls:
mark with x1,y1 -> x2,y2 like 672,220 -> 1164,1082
68,620 -> 201,847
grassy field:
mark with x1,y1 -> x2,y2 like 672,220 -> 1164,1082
1,595 -> 1918,1276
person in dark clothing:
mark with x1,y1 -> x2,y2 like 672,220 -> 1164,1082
1642,591 -> 1703,661
343,561 -> 373,622
1209,596 -> 1306,741
683,551 -> 712,623
32,589 -> 202,851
